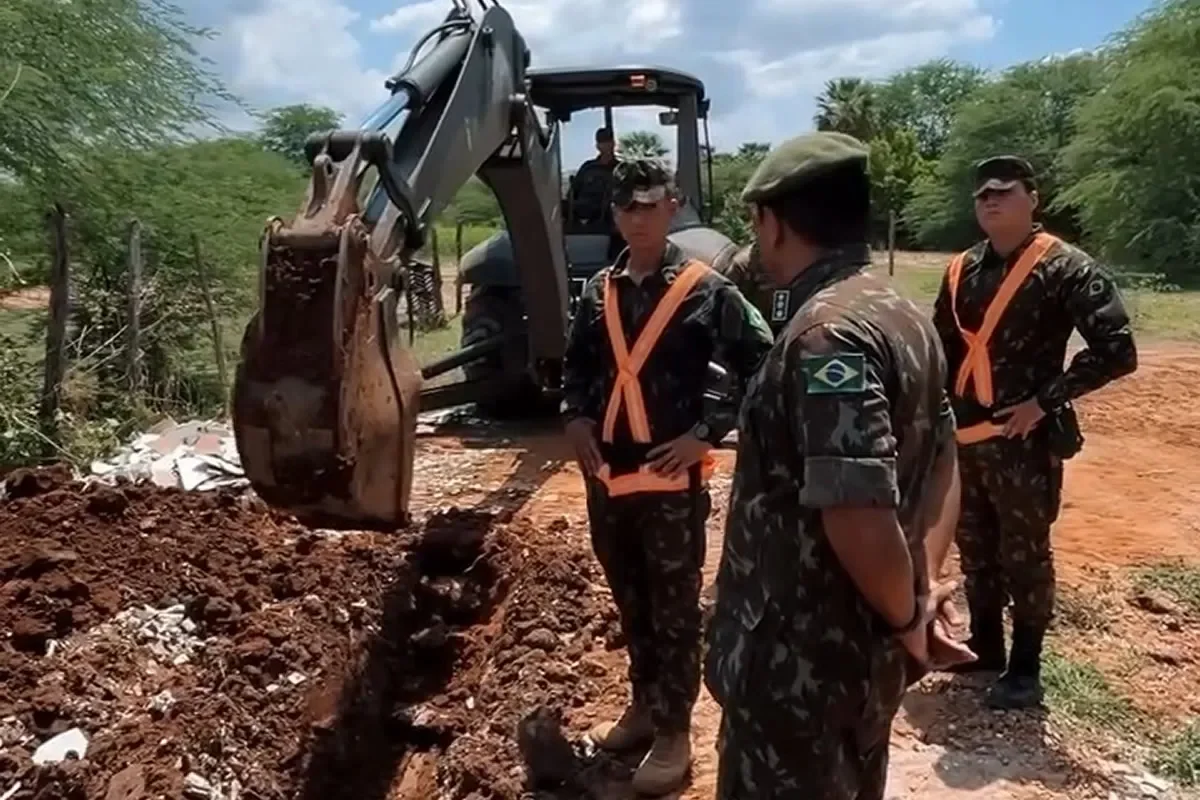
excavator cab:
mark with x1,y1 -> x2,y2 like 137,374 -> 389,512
230,0 -> 739,529
456,66 -> 739,417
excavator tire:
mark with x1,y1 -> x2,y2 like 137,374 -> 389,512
461,285 -> 557,419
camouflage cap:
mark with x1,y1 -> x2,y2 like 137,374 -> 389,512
741,131 -> 869,204
612,157 -> 675,208
973,155 -> 1036,196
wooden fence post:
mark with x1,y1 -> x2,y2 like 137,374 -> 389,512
126,219 -> 143,393
429,225 -> 445,320
39,203 -> 69,431
887,210 -> 896,277
455,221 -> 464,315
190,234 -> 229,410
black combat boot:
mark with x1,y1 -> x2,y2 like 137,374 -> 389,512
943,605 -> 1006,674
986,623 -> 1046,709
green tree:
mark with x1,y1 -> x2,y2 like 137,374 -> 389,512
64,138 -> 307,413
260,104 -> 343,166
0,0 -> 233,200
445,178 -> 502,226
868,128 -> 929,246
905,53 -> 1107,250
876,59 -> 987,160
618,130 -> 669,159
814,77 -> 878,141
1056,0 -> 1200,283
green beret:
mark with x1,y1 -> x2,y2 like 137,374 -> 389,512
741,132 -> 869,204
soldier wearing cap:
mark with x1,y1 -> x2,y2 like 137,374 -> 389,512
932,155 -> 1137,708
568,127 -> 619,228
561,157 -> 773,795
704,131 -> 972,798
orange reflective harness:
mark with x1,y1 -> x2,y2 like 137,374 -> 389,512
947,232 -> 1059,445
595,259 -> 717,496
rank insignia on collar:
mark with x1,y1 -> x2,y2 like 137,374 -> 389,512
770,289 -> 790,322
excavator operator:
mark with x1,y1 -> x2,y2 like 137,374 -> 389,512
561,158 -> 774,795
568,127 -> 619,230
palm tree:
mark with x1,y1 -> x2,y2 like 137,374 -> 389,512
813,77 -> 877,141
618,130 -> 669,159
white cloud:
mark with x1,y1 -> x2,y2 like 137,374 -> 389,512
226,0 -> 390,123
371,0 -> 684,65
716,18 -> 995,101
196,0 -> 997,163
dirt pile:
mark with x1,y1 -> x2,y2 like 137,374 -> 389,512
0,466 -> 634,800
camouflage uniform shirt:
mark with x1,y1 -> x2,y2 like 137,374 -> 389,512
705,245 -> 955,731
561,241 -> 774,449
724,242 -> 789,337
932,224 -> 1137,426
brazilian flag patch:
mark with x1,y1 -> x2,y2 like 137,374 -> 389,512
801,353 -> 866,394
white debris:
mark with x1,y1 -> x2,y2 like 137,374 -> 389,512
1,782 -> 21,800
88,418 -> 246,492
286,671 -> 307,686
0,717 -> 28,748
31,727 -> 88,765
111,603 -> 206,665
148,690 -> 176,715
183,772 -> 214,799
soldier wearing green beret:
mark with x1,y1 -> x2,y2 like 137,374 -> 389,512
704,132 -> 974,798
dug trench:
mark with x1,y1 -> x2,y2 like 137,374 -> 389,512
0,467 -> 631,799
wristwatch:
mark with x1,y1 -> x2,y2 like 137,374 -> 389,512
691,422 -> 711,441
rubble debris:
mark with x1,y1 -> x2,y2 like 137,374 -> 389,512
112,603 -> 207,666
183,772 -> 213,799
31,727 -> 89,765
88,418 -> 246,491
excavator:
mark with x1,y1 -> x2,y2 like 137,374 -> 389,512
231,0 -> 743,529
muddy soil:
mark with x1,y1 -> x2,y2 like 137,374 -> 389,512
3,345 -> 1200,800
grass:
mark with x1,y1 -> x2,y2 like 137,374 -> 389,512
1042,649 -> 1139,733
1053,585 -> 1113,633
879,250 -> 1200,341
1150,721 -> 1200,787
1133,561 -> 1200,615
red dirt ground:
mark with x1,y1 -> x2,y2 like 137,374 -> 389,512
2,344 -> 1199,799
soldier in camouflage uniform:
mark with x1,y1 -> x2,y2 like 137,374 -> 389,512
933,155 -> 1138,709
705,132 -> 970,799
724,242 -> 794,337
561,158 -> 774,795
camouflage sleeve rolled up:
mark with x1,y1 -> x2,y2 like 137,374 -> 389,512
788,323 -> 901,509
560,274 -> 605,423
700,278 -> 775,443
1036,257 -> 1138,410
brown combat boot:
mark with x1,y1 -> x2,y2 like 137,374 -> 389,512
588,702 -> 653,752
631,730 -> 691,796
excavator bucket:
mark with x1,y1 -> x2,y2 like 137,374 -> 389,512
231,147 -> 423,529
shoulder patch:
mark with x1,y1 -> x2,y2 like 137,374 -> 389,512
801,353 -> 866,394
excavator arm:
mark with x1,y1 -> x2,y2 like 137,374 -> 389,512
231,0 -> 568,529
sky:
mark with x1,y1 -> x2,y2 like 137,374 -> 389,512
182,0 -> 1157,167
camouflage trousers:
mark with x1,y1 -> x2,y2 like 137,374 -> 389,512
715,715 -> 893,800
585,480 -> 709,733
956,433 -> 1063,630
714,648 -> 904,800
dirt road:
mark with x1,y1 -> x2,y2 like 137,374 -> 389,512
2,343 -> 1198,799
